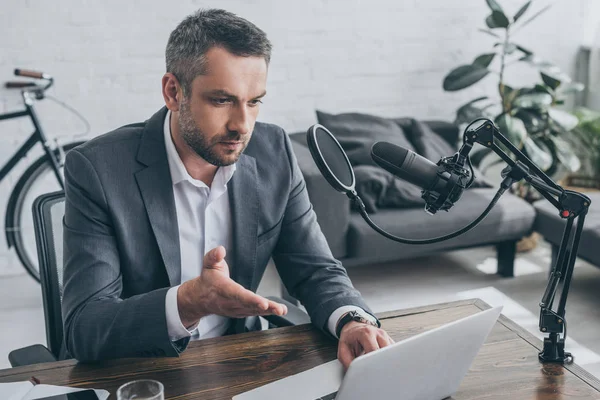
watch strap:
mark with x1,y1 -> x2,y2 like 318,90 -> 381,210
335,310 -> 378,338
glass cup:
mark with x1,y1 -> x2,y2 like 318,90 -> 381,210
116,379 -> 164,400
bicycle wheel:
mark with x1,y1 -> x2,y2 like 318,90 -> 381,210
5,141 -> 85,282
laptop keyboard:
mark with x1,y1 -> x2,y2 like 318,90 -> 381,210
314,392 -> 337,400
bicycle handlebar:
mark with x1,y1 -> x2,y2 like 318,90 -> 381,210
14,68 -> 46,79
5,81 -> 38,89
8,68 -> 53,95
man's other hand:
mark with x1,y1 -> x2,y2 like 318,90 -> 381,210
177,246 -> 287,328
337,321 -> 395,370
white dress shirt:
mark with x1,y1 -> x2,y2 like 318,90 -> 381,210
162,111 -> 375,342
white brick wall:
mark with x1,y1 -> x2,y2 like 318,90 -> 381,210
0,0 -> 591,273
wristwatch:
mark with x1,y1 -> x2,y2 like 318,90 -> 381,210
335,310 -> 379,338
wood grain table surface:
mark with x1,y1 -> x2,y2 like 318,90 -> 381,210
1,298 -> 599,399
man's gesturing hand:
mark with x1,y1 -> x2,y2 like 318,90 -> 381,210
177,246 -> 287,328
337,321 -> 395,370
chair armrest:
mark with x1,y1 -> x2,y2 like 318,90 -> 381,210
263,296 -> 311,327
9,344 -> 57,367
290,137 -> 350,259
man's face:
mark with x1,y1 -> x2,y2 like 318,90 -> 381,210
177,47 -> 268,166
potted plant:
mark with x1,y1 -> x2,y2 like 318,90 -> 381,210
564,107 -> 600,189
442,0 -> 585,203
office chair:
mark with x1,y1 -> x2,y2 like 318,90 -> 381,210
8,191 -> 309,367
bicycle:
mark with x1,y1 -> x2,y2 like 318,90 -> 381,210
1,68 -> 87,282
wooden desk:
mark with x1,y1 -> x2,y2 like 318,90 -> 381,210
1,299 -> 599,399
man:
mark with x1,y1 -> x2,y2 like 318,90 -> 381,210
62,8 -> 393,369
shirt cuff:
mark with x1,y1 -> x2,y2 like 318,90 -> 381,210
327,306 -> 378,339
165,285 -> 199,341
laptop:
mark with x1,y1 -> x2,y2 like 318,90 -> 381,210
234,306 -> 503,400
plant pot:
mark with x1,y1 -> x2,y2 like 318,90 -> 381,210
517,232 -> 540,253
560,175 -> 600,191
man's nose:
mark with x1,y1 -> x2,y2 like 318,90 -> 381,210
227,105 -> 251,136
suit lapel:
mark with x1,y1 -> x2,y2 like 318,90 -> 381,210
134,108 -> 181,286
228,153 -> 259,335
228,153 -> 259,290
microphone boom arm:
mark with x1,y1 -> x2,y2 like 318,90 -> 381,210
465,120 -> 591,364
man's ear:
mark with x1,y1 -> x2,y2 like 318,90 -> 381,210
162,73 -> 182,112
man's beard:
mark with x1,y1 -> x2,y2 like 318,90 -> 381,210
178,100 -> 248,167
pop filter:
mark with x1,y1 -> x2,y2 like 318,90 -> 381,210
306,124 -> 356,195
305,120 -> 507,246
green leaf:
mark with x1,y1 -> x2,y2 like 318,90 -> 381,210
516,44 -> 532,55
486,11 -> 510,29
500,84 -> 514,97
533,84 -> 553,95
496,113 -> 528,146
549,108 -> 579,131
574,106 -> 600,126
495,42 -> 518,53
524,137 -> 553,171
457,96 -> 489,109
541,72 -> 561,90
557,82 -> 585,95
499,84 -> 518,106
515,109 -> 545,133
548,136 -> 581,172
473,53 -> 496,67
486,0 -> 504,12
513,93 -> 553,109
456,105 -> 491,126
541,67 -> 573,85
504,43 -> 517,54
517,4 -> 552,29
455,97 -> 491,125
443,65 -> 490,91
514,1 -> 532,22
519,54 -> 554,69
478,28 -> 501,38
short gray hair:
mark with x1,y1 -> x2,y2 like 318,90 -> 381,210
166,9 -> 272,96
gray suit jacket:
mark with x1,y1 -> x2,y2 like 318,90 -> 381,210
62,107 -> 375,362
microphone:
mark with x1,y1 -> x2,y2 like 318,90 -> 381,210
370,141 -> 472,214
371,142 -> 439,189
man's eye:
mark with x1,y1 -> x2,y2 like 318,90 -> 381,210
249,99 -> 263,107
212,98 -> 231,105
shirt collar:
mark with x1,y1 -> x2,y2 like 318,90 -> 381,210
163,110 -> 236,189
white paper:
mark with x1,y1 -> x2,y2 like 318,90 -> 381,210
233,359 -> 344,400
1,381 -> 33,400
0,382 -> 109,400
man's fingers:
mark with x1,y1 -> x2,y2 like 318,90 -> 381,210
376,332 -> 394,348
266,300 -> 287,316
203,246 -> 227,269
359,334 -> 380,354
234,287 -> 269,310
227,284 -> 288,315
338,342 -> 355,370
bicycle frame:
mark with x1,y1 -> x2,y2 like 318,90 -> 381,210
0,95 -> 65,189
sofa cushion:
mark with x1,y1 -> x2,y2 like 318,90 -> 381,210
393,118 -> 459,147
353,165 -> 424,213
316,110 -> 416,167
534,192 -> 600,267
408,119 -> 456,162
396,118 -> 491,189
315,111 -> 425,212
344,188 -> 535,262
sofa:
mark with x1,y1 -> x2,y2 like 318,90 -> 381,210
534,192 -> 600,270
288,111 -> 537,277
